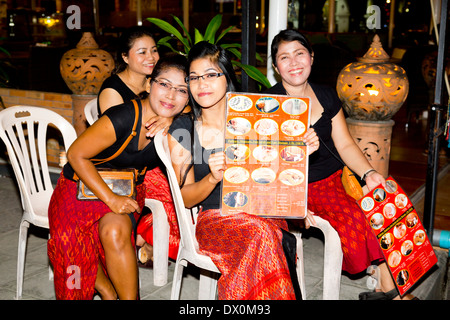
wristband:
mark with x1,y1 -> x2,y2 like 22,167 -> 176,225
361,169 -> 377,181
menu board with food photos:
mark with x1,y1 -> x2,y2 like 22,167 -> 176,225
222,92 -> 310,218
358,176 -> 438,296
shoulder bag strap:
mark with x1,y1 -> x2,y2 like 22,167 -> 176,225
90,99 -> 140,166
318,135 -> 345,166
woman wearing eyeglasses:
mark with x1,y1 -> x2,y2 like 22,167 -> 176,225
166,41 -> 319,300
97,26 -> 182,269
48,54 -> 190,300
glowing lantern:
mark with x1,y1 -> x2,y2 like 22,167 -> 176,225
336,34 -> 409,121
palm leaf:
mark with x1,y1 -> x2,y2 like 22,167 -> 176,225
146,17 -> 190,50
194,28 -> 204,44
146,14 -> 271,89
221,43 -> 241,49
233,61 -> 272,89
255,52 -> 264,63
223,43 -> 263,63
203,14 -> 222,43
216,25 -> 235,44
158,36 -> 187,56
171,14 -> 192,47
0,46 -> 10,57
224,47 -> 242,61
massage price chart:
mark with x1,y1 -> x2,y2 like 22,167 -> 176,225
221,92 -> 310,218
358,177 -> 438,296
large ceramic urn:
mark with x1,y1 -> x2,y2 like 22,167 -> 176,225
336,35 -> 409,177
60,32 -> 114,135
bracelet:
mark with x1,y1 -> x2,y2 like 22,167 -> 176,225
361,169 -> 377,181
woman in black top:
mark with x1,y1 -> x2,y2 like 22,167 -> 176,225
48,55 -> 190,300
266,29 -> 416,300
97,27 -> 181,266
98,26 -> 159,113
167,42 -> 319,300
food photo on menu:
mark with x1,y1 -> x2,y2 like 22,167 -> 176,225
358,177 -> 438,296
222,93 -> 310,218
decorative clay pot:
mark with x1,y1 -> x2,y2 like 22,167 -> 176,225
337,35 -> 410,177
346,118 -> 395,178
60,32 -> 114,135
60,32 -> 114,95
336,35 -> 409,121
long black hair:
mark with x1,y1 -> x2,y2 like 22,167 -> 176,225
113,26 -> 157,74
177,42 -> 240,188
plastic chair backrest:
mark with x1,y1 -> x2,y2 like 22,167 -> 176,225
154,131 -> 201,254
0,106 -> 77,225
84,98 -> 99,125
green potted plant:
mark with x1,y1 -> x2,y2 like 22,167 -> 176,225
147,14 -> 271,90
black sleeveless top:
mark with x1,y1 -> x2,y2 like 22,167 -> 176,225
168,114 -> 222,210
264,82 -> 343,182
97,74 -> 138,115
63,99 -> 161,184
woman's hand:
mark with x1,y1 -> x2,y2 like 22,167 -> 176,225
105,194 -> 141,215
302,128 -> 320,156
145,116 -> 173,138
297,209 -> 317,229
208,151 -> 226,184
365,171 -> 385,192
304,209 -> 317,228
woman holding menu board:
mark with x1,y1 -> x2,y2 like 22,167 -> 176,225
167,41 -> 319,300
265,29 -> 416,300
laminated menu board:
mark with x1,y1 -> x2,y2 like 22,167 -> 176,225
358,177 -> 438,296
221,92 -> 310,218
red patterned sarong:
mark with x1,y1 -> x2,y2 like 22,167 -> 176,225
47,173 -> 145,300
137,167 -> 180,260
307,170 -> 384,274
196,209 -> 296,300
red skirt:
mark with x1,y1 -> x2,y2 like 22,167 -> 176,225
196,209 -> 296,300
137,167 -> 180,260
307,170 -> 384,274
47,173 -> 145,300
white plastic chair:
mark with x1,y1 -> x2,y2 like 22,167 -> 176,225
143,198 -> 170,286
291,216 -> 343,300
154,131 -> 308,300
315,218 -> 343,300
84,98 -> 99,125
0,106 -> 77,299
154,131 -> 220,299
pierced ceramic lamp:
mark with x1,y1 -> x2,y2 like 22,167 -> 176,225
336,34 -> 409,177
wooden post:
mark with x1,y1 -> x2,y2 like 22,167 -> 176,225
328,0 -> 335,34
388,0 -> 396,48
183,0 -> 189,32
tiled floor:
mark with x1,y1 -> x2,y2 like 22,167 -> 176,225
0,186 -> 373,301
388,106 -> 450,231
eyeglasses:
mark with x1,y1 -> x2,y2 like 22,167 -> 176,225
186,72 -> 225,83
152,78 -> 189,97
